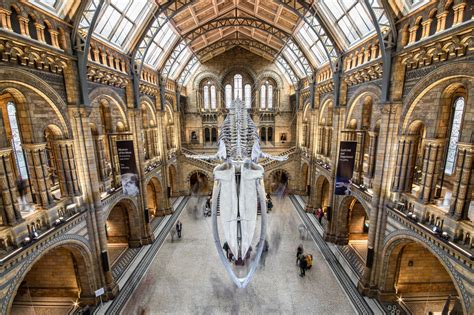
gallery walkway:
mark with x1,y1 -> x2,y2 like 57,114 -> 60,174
111,196 -> 374,314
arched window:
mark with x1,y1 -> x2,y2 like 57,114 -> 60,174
268,85 -> 273,109
260,127 -> 266,142
225,84 -> 232,108
203,85 -> 209,109
210,85 -> 216,110
234,74 -> 242,100
244,84 -> 251,108
260,85 -> 266,109
211,128 -> 217,143
260,81 -> 274,109
204,128 -> 210,143
268,127 -> 273,142
445,97 -> 465,175
7,102 -> 28,179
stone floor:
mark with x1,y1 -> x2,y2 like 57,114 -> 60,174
122,196 -> 355,314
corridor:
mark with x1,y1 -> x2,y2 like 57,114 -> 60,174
122,196 -> 355,314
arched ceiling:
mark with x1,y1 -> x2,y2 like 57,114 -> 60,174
32,0 -> 399,86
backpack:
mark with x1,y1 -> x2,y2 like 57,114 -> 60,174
306,254 -> 313,269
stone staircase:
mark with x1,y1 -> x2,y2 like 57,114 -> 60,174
111,247 -> 141,280
337,244 -> 365,278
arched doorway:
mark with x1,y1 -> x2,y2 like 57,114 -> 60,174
315,175 -> 330,219
146,177 -> 163,219
383,240 -> 462,314
270,169 -> 289,195
189,171 -> 209,195
339,196 -> 369,262
168,165 -> 177,196
11,245 -> 93,314
106,201 -> 132,265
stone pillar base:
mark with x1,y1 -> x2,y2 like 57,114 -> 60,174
104,282 -> 119,301
141,234 -> 155,245
164,207 -> 173,215
334,235 -> 349,245
128,238 -> 142,248
357,281 -> 378,298
323,232 -> 336,243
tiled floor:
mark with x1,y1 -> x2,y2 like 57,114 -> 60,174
122,196 -> 355,314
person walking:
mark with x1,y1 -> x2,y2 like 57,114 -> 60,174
176,220 -> 182,238
223,242 -> 230,260
299,253 -> 307,277
296,244 -> 303,265
317,208 -> 323,224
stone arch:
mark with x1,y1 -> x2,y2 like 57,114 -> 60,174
105,197 -> 141,251
89,87 -> 129,132
345,85 -> 381,128
193,71 -> 220,90
301,162 -> 310,187
145,176 -> 164,218
219,65 -> 258,86
319,97 -> 334,122
187,169 -> 211,195
6,236 -> 95,314
255,70 -> 284,89
314,174 -> 331,209
401,62 -> 474,134
268,168 -> 291,194
337,195 -> 370,245
380,231 -> 469,314
0,67 -> 72,139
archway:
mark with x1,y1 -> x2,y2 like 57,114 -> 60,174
315,175 -> 330,219
339,196 -> 369,263
106,201 -> 132,265
383,240 -> 462,314
189,171 -> 209,195
11,245 -> 93,314
270,169 -> 289,195
146,177 -> 163,219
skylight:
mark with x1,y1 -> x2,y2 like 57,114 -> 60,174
178,56 -> 200,86
93,0 -> 153,49
318,0 -> 383,46
296,17 -> 329,65
144,18 -> 178,69
28,0 -> 70,18
276,56 -> 298,86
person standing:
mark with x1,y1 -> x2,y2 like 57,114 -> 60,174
317,208 -> 323,224
299,254 -> 307,277
296,244 -> 303,265
176,220 -> 182,238
223,242 -> 230,260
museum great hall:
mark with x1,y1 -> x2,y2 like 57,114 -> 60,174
0,0 -> 472,314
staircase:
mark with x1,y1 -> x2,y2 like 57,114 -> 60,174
337,244 -> 365,278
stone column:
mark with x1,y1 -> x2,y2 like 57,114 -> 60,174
436,11 -> 449,33
18,16 -> 29,37
408,25 -> 419,44
352,131 -> 364,185
0,8 -> 12,31
418,138 -> 444,203
69,106 -> 118,299
53,140 -> 81,197
0,148 -> 22,225
449,143 -> 473,220
34,23 -> 45,43
23,143 -> 52,208
358,102 -> 401,297
49,29 -> 60,48
93,135 -> 109,182
453,3 -> 466,25
392,135 -> 417,192
365,131 -> 378,179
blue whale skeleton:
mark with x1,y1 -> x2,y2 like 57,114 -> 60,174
185,98 -> 287,288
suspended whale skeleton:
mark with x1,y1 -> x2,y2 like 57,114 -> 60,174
185,98 -> 287,288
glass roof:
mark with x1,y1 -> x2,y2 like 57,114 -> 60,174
28,0 -> 71,18
296,16 -> 330,65
177,56 -> 200,86
276,56 -> 298,86
144,18 -> 179,69
282,39 -> 313,78
93,0 -> 154,50
318,0 -> 384,46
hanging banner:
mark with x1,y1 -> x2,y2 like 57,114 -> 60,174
335,141 -> 357,195
117,140 -> 139,196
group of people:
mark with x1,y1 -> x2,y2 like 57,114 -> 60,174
222,242 -> 255,266
315,208 -> 324,224
296,244 -> 313,277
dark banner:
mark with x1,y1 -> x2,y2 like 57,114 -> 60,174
335,141 -> 357,195
117,140 -> 139,196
